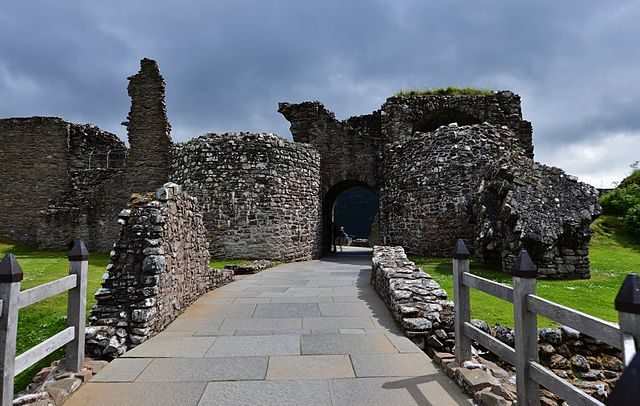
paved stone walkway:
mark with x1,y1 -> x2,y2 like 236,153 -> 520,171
67,248 -> 470,405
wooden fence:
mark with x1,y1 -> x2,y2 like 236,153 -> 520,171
0,241 -> 88,406
452,239 -> 640,406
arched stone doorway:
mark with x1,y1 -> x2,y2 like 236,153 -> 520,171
322,180 -> 379,254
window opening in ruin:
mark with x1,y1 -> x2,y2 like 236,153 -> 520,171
412,108 -> 481,133
333,186 -> 379,242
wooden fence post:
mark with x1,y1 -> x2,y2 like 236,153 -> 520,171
512,250 -> 540,405
0,254 -> 23,406
453,239 -> 472,363
64,241 -> 88,372
615,273 -> 640,366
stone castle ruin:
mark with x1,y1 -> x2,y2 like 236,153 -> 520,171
0,58 -> 600,278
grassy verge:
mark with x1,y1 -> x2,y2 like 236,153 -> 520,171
0,238 -> 247,392
395,87 -> 494,97
410,215 -> 640,328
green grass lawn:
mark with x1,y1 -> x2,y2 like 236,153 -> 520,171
0,238 -> 246,392
410,215 -> 640,328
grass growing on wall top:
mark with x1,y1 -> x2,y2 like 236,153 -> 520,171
410,215 -> 640,328
395,86 -> 495,97
0,238 -> 247,393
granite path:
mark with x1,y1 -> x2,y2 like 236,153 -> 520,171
67,247 -> 470,405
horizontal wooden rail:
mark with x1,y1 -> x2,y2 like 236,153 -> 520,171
463,322 -> 516,365
17,275 -> 77,310
462,273 -> 513,303
530,362 -> 604,406
14,327 -> 75,375
527,294 -> 621,349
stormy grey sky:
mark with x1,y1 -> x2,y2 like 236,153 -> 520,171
1,1 -> 639,187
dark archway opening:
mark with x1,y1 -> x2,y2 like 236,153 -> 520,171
322,181 -> 379,255
412,108 -> 482,133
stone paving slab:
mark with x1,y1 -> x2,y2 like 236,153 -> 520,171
123,336 -> 216,358
330,376 -> 471,406
350,353 -> 436,377
194,297 -> 234,304
301,334 -> 397,355
164,317 -> 224,332
385,332 -> 424,353
136,356 -> 268,382
270,296 -> 334,303
198,380 -> 332,406
179,303 -> 256,318
219,317 -> 302,331
303,316 -> 376,330
66,382 -> 208,406
318,302 -> 382,317
205,335 -> 300,357
233,297 -> 272,304
90,358 -> 152,382
253,303 -> 321,318
266,355 -> 355,380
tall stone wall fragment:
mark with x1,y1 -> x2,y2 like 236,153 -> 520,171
124,58 -> 172,193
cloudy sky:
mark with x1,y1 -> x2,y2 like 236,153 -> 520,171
1,1 -> 639,187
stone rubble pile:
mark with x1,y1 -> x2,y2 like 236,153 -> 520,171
371,246 -> 624,404
86,183 -> 233,359
12,358 -> 109,406
224,260 -> 276,275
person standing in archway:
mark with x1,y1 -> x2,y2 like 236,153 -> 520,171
337,226 -> 349,252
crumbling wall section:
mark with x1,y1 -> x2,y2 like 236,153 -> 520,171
278,101 -> 382,195
87,183 -> 233,358
0,118 -> 127,251
381,123 -> 525,256
380,91 -> 534,157
37,123 -> 127,251
170,133 -> 322,261
123,58 -> 172,193
471,160 -> 601,278
0,117 -> 70,243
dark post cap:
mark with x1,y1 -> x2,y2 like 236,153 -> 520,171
0,253 -> 24,283
511,250 -> 537,278
452,239 -> 470,259
615,274 -> 640,314
69,240 -> 89,261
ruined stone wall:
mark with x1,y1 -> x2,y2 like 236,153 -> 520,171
87,183 -> 233,358
380,91 -> 533,157
123,58 -> 172,194
0,117 -> 70,243
278,101 -> 382,195
0,118 -> 126,251
381,123 -> 525,256
170,133 -> 322,261
471,160 -> 601,278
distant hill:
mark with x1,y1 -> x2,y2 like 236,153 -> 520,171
334,186 -> 379,239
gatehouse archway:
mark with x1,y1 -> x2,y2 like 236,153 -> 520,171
322,180 -> 379,254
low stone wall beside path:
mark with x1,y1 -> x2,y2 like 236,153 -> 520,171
371,246 -> 624,405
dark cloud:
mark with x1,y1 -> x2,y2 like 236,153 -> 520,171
1,0 -> 639,186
